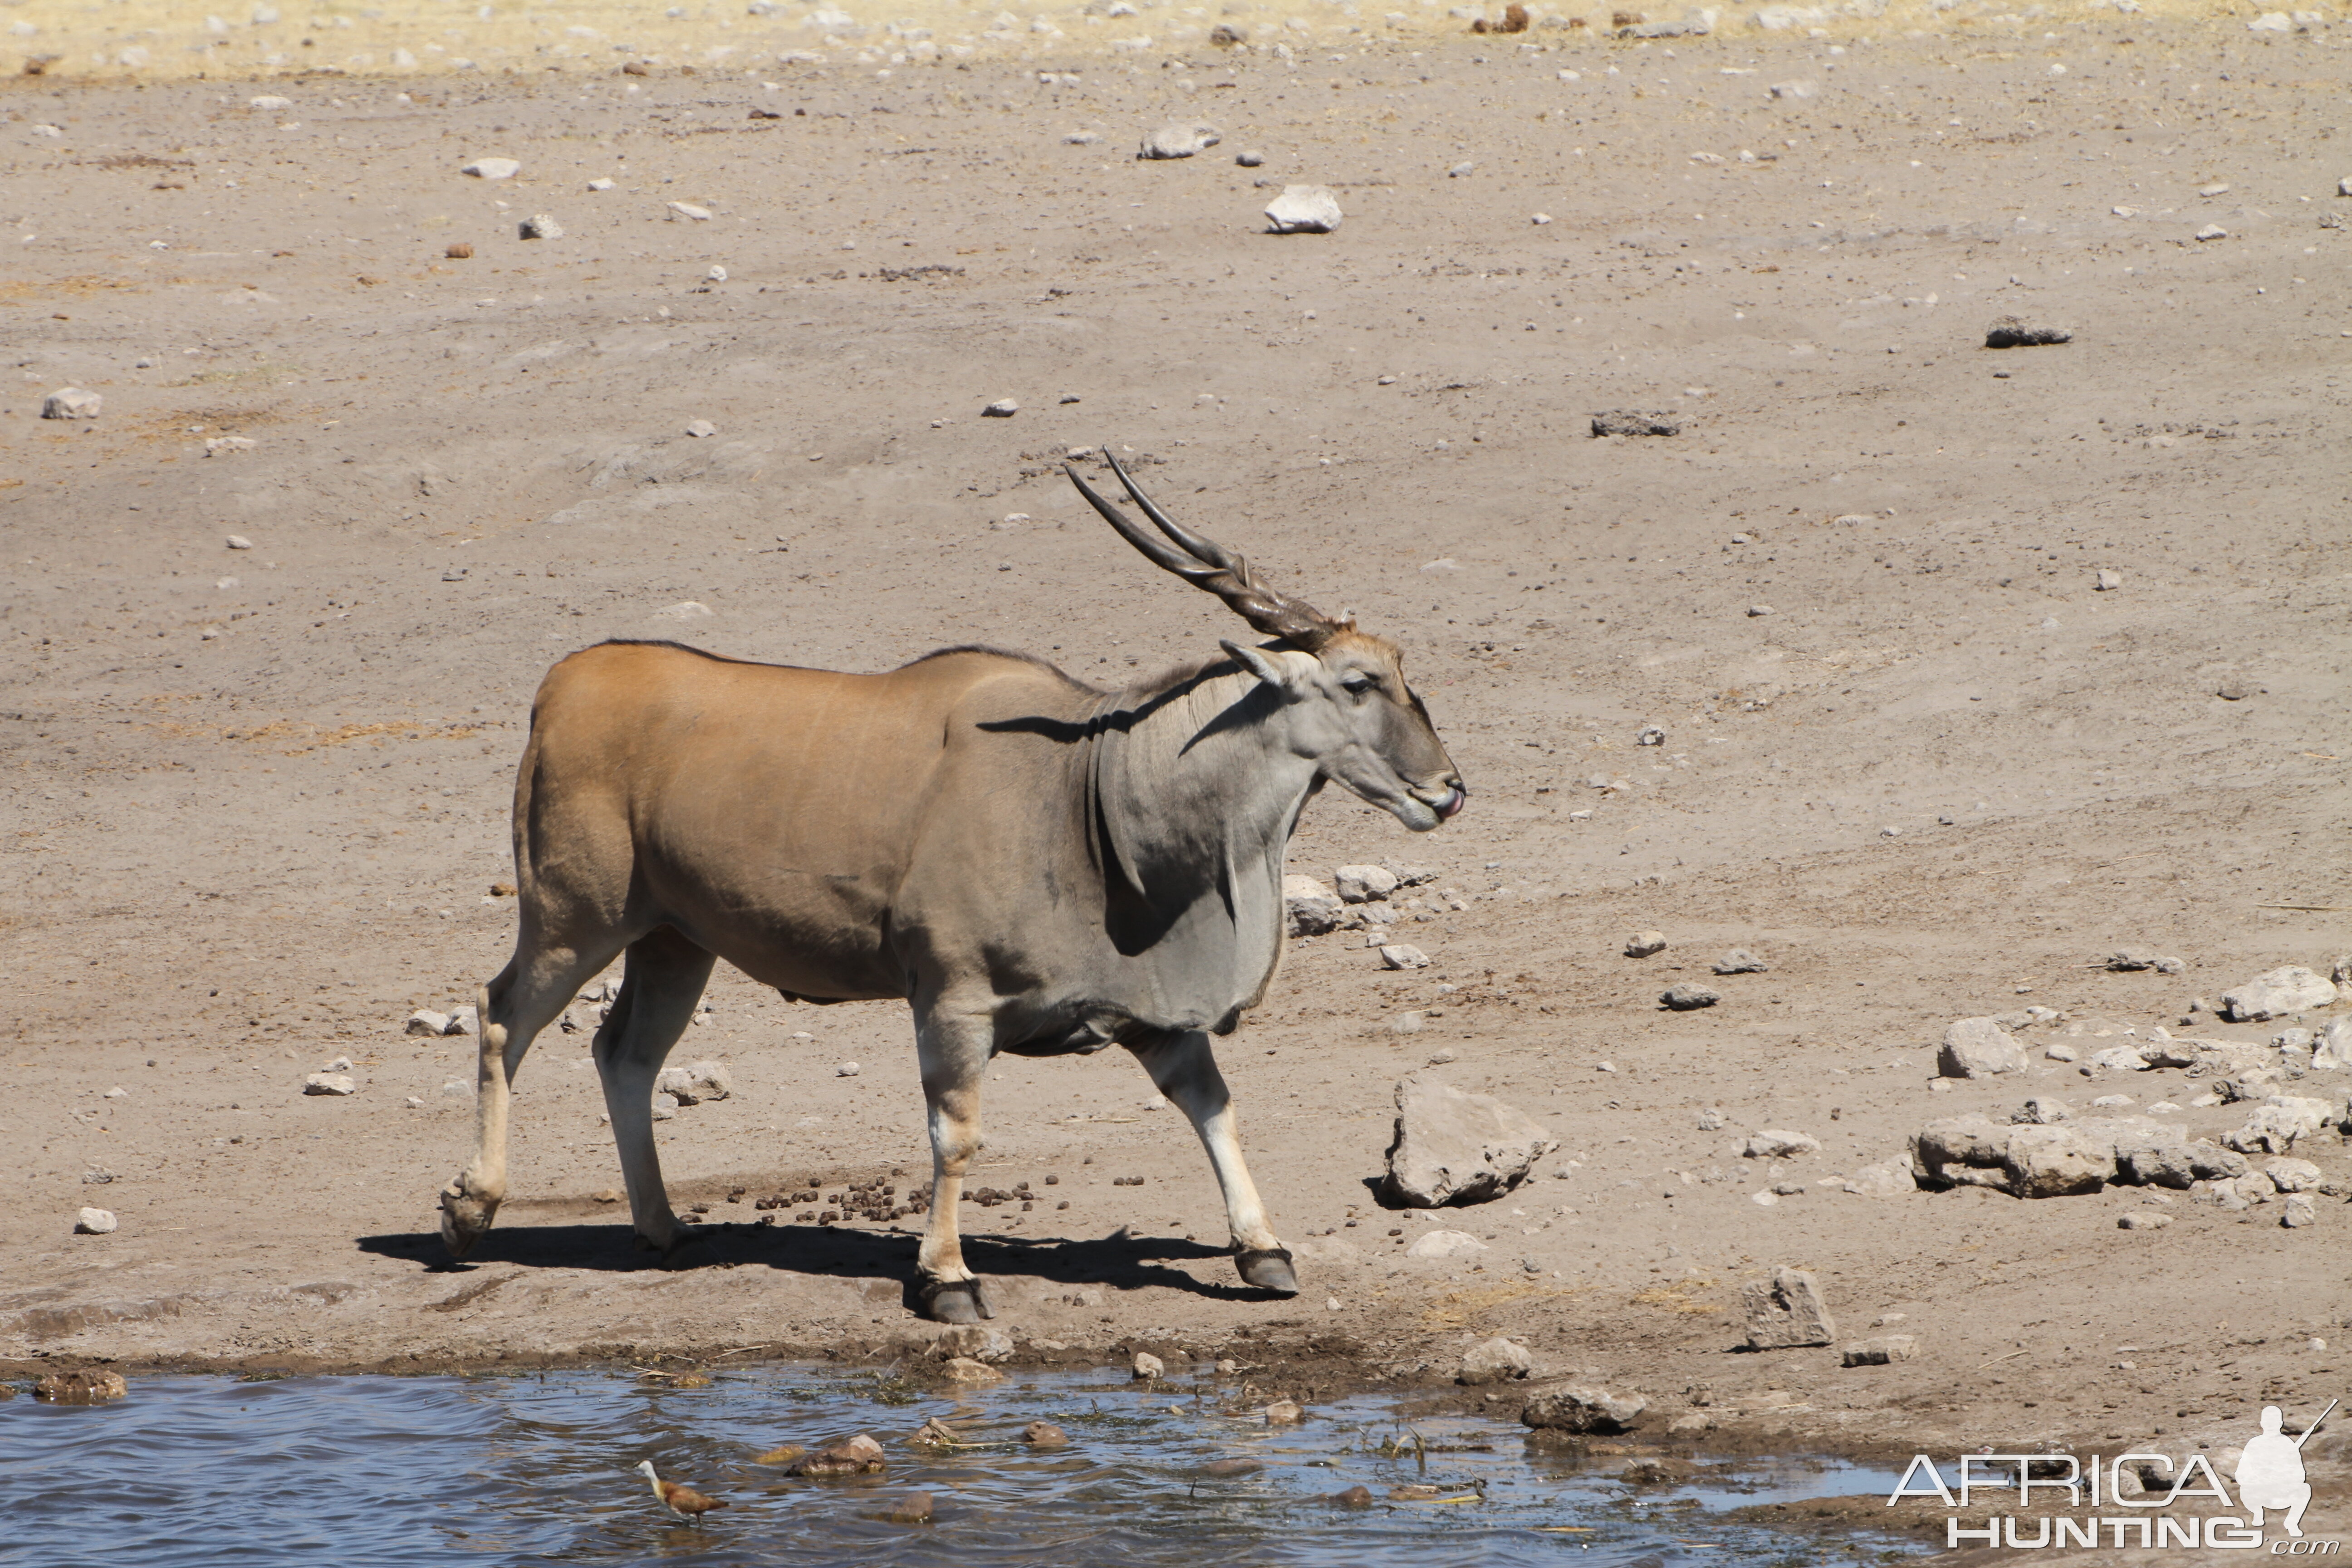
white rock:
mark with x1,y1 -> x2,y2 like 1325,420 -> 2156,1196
406,1008 -> 452,1036
441,1079 -> 470,1098
982,397 -> 1018,417
2119,1210 -> 2173,1230
1744,1129 -> 1821,1158
684,420 -> 717,439
651,1092 -> 679,1121
1283,874 -> 1345,935
1132,1350 -> 1165,1379
1939,1016 -> 2027,1078
2095,569 -> 2122,592
2312,1017 -> 2352,1071
1458,1335 -> 1532,1383
462,156 -> 521,179
1139,121 -> 1220,159
1768,78 -> 1818,99
1264,184 -> 1343,234
2284,1193 -> 2318,1227
2265,1156 -> 2324,1193
225,534 -> 254,549
1742,1265 -> 1835,1348
2249,10 -> 2291,29
588,177 -> 616,191
1404,1228 -> 1488,1259
249,93 -> 291,108
1384,1072 -> 1555,1206
1063,130 -> 1102,145
519,213 -> 563,240
1842,1163 -> 1916,1196
76,1207 -> 119,1235
705,265 -> 727,283
42,388 -> 102,420
835,1060 -> 860,1077
303,1072 -> 357,1096
2221,965 -> 2337,1021
1624,930 -> 1667,958
1334,864 -> 1399,903
1378,944 -> 1431,970
2195,223 -> 2229,241
204,436 -> 256,456
655,1060 -> 732,1105
652,601 -> 713,620
667,201 -> 713,221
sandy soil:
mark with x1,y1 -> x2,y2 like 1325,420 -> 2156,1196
5,18 -> 2352,1548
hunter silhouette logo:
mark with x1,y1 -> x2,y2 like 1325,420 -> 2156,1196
2239,1399 -> 2332,1539
1889,1397 -> 2338,1551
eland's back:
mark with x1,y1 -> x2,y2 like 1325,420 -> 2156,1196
517,638 -> 1097,1004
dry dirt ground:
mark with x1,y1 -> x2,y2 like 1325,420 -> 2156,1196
5,17 -> 2351,1554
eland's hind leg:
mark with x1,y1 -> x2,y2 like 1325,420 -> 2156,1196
439,937 -> 618,1255
1128,1028 -> 1298,1295
594,925 -> 717,1257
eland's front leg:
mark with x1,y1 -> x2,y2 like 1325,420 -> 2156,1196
912,1013 -> 993,1323
1128,1028 -> 1297,1295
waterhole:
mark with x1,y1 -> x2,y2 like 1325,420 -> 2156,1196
4,1367 -> 1925,1565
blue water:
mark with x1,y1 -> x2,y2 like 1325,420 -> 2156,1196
1,1367 -> 1924,1567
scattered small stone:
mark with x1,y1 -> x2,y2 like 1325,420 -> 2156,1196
1264,185 -> 1343,234
1939,1017 -> 2027,1078
1235,148 -> 1264,167
2283,1193 -> 2318,1228
2199,181 -> 2231,197
41,388 -> 101,420
1132,1351 -> 1165,1381
1447,161 -> 1476,178
650,1093 -> 679,1121
982,397 -> 1018,417
1747,604 -> 1774,617
1591,410 -> 1680,437
1020,1420 -> 1069,1447
1281,874 -> 1345,935
35,1370 -> 128,1403
519,214 -> 562,240
1841,1335 -> 1918,1366
1842,1164 -> 1916,1196
303,1072 -> 356,1096
1768,78 -> 1818,100
1522,1384 -> 1647,1434
1696,1107 -> 1725,1132
2045,1044 -> 2079,1063
1457,1336 -> 1533,1385
407,1008 -> 451,1037
1744,1130 -> 1820,1158
655,1060 -> 731,1105
1061,130 -> 1101,145
2121,1210 -> 2173,1230
2013,1096 -> 2073,1125
75,1207 -> 118,1235
2195,223 -> 2228,241
1379,944 -> 1432,970
1405,1228 -> 1488,1258
444,242 -> 473,260
1624,931 -> 1667,958
789,1434 -> 888,1475
666,201 -> 713,221
683,419 -> 716,439
1264,1398 -> 1305,1424
445,1006 -> 476,1036
2265,1157 -> 2323,1193
593,1189 -> 621,1203
1742,1266 -> 1836,1348
1209,21 -> 1247,43
1140,122 -> 1220,159
1713,949 -> 1768,975
941,1357 -> 1003,1383
461,157 -> 520,179
2221,966 -> 2337,1022
1336,864 -> 1401,903
1635,725 -> 1666,747
588,177 -> 616,191
81,1168 -> 116,1185
1385,1072 -> 1556,1206
1328,1484 -> 1377,1506
911,1416 -> 959,1446
884,1493 -> 934,1524
1984,315 -> 2072,348
1661,983 -> 1719,1010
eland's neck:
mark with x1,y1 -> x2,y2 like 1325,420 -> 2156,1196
1086,662 -> 1318,908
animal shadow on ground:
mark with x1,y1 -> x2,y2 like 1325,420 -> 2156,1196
353,1220 -> 1286,1306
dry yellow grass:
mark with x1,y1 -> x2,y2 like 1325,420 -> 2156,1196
6,0 -> 2247,85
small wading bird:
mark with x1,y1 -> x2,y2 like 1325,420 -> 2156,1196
436,451 -> 1465,1322
635,1460 -> 729,1525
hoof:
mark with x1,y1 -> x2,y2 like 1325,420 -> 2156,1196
1235,1247 -> 1299,1295
437,1182 -> 495,1257
916,1277 -> 995,1324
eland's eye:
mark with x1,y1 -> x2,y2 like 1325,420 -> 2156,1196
1341,674 -> 1377,696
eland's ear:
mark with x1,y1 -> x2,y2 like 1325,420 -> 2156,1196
1220,638 -> 1291,690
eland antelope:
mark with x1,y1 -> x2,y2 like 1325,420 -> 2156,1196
436,452 -> 1466,1323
